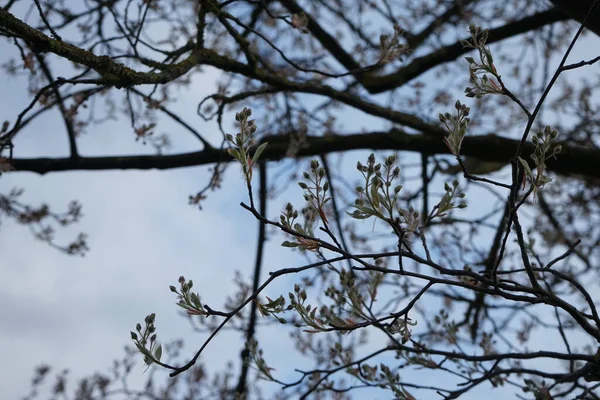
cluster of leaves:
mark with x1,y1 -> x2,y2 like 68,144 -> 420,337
522,378 -> 553,400
386,315 -> 416,344
347,362 -> 416,400
429,180 -> 467,221
462,24 -> 503,98
440,100 -> 471,157
279,159 -> 334,251
378,24 -> 410,64
258,270 -> 387,335
246,338 -> 276,381
280,202 -> 320,251
170,276 -> 208,317
349,154 -> 403,221
298,159 -> 331,224
225,108 -> 268,184
257,284 -> 329,332
518,126 -> 563,196
130,313 -> 162,369
349,152 -> 465,231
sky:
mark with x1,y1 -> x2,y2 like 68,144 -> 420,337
0,71 -> 252,398
1,2 -> 600,400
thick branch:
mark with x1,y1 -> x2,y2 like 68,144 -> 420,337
0,8 -> 200,88
361,9 -> 568,93
11,130 -> 600,180
549,0 -> 600,36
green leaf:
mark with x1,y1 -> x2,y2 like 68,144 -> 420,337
517,156 -> 533,178
252,142 -> 268,164
370,184 -> 379,208
228,147 -> 241,162
352,204 -> 376,215
347,210 -> 371,219
377,192 -> 389,208
190,292 -> 201,308
281,240 -> 299,247
294,224 -> 306,235
154,344 -> 162,361
235,135 -> 244,147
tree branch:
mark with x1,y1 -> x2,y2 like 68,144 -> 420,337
11,130 -> 600,181
362,9 -> 569,93
549,0 -> 600,36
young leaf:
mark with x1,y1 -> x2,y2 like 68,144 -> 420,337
252,142 -> 268,165
154,344 -> 162,361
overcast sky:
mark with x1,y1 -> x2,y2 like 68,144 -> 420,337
2,2 -> 600,400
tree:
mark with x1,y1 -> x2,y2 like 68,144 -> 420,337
3,0 -> 600,398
